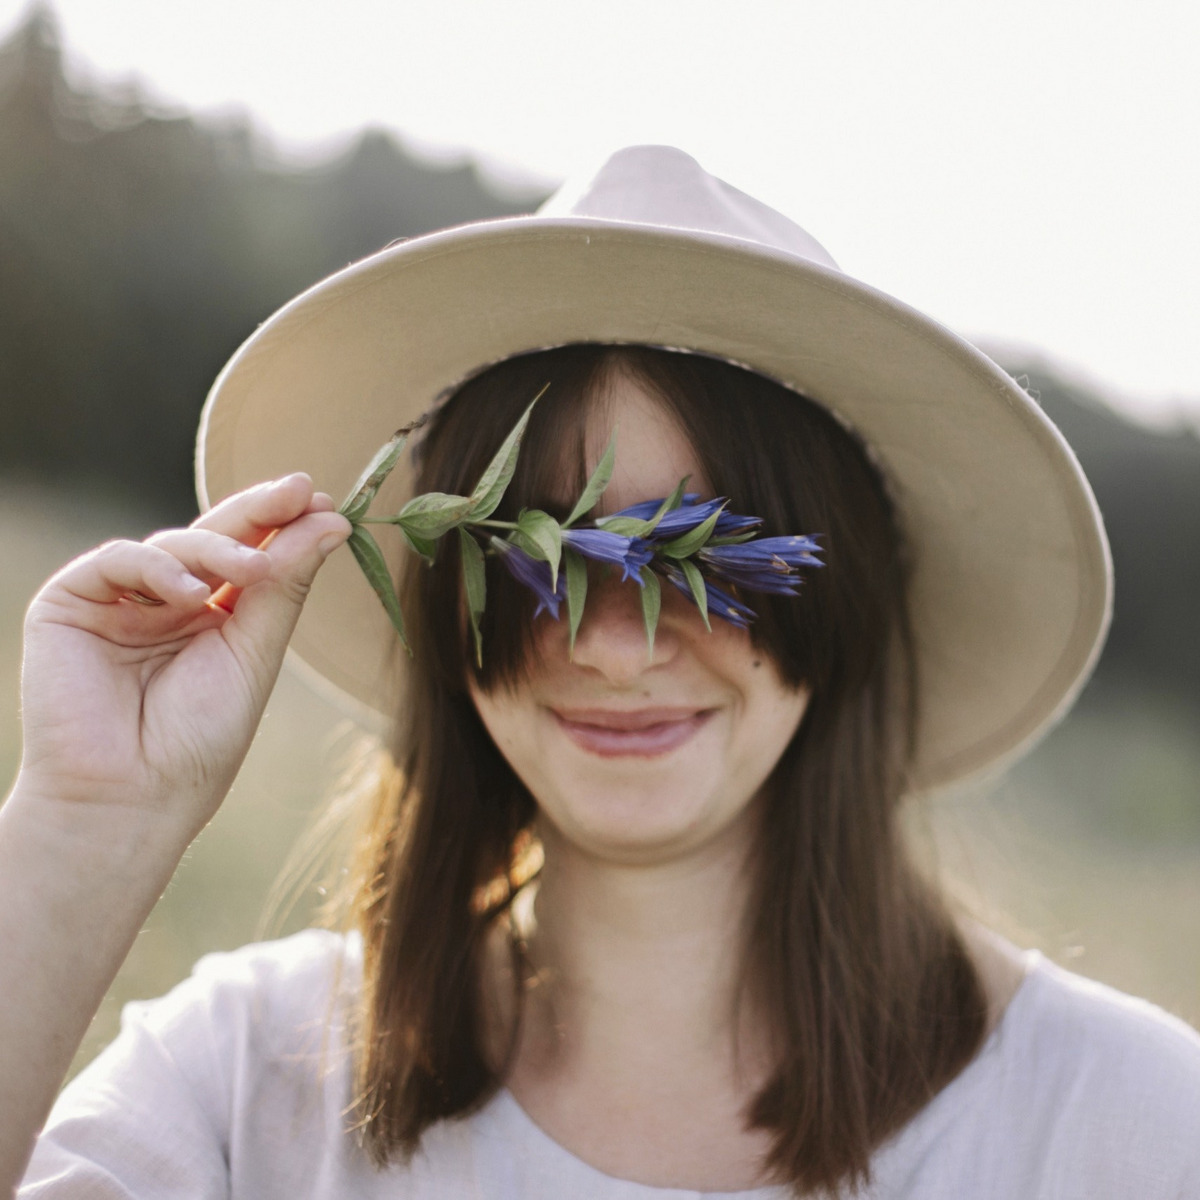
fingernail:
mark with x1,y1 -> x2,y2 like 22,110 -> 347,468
318,532 -> 347,556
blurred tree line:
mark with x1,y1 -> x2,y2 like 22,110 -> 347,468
1,6 -> 1197,713
1007,366 -> 1200,712
0,7 -> 539,515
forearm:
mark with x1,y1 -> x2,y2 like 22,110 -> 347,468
0,780 -> 192,1192
1,478 -> 349,1194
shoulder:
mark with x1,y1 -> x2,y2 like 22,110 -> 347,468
876,948 -> 1200,1198
960,923 -> 1200,1114
24,931 -> 367,1197
81,926 -> 362,1104
123,926 -> 361,1064
940,952 -> 1200,1194
149,927 -> 360,1020
166,925 -> 359,1000
998,953 -> 1200,1106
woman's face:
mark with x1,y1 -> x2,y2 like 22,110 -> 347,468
469,372 -> 810,867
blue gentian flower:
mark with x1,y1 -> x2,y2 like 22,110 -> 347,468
699,536 -> 824,595
607,493 -> 725,541
646,497 -> 726,539
562,528 -> 654,583
712,510 -> 762,538
493,540 -> 566,619
659,562 -> 757,629
607,492 -> 701,522
607,493 -> 762,542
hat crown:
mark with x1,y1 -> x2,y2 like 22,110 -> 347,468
538,145 -> 840,272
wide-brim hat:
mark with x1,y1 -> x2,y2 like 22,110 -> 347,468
196,145 -> 1112,792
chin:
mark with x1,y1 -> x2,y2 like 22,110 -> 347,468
538,780 -> 750,866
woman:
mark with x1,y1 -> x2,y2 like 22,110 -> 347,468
6,147 -> 1199,1198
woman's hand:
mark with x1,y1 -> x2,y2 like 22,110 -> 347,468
1,474 -> 350,1190
15,472 -> 350,841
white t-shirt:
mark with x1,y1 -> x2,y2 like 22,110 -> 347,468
20,928 -> 1200,1199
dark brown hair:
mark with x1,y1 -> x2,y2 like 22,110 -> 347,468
341,345 -> 987,1195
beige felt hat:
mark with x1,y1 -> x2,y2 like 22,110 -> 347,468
196,144 -> 1112,791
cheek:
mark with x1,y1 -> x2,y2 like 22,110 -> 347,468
716,641 -> 811,764
468,681 -> 546,790
748,685 -> 810,765
468,682 -> 517,750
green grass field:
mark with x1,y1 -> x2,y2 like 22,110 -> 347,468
2,481 -> 1197,1081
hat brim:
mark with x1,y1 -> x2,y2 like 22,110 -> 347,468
196,216 -> 1112,791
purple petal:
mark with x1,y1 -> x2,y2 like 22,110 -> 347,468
698,536 -> 823,596
493,540 -> 565,619
741,535 -> 824,564
713,511 -> 763,538
608,492 -> 702,522
647,497 -> 726,540
607,494 -> 765,544
701,537 -> 823,571
608,493 -> 727,541
659,563 -> 756,629
561,529 -> 654,583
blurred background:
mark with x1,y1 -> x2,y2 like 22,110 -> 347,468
1,1 -> 1197,1073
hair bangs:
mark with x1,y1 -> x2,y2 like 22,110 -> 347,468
406,346 -> 617,695
404,343 -> 908,711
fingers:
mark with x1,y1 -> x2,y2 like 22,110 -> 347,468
48,527 -> 279,608
202,477 -> 348,609
30,474 -> 352,695
194,475 -> 344,612
51,540 -> 217,609
144,528 -> 273,592
195,473 -> 331,547
208,505 -> 350,675
40,476 -> 348,618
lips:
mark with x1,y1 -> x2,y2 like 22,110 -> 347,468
551,707 -> 712,758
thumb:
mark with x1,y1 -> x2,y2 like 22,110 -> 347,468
215,509 -> 352,697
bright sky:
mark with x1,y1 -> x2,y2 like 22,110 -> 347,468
4,0 -> 1199,426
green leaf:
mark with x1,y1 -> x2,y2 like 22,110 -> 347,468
459,527 -> 487,668
340,429 -> 409,521
396,491 -> 474,539
592,515 -> 652,537
639,569 -> 662,660
347,526 -> 409,652
564,547 -> 588,657
677,558 -> 711,631
642,476 -> 690,534
466,384 -> 548,521
658,504 -> 725,558
563,428 -> 617,527
514,509 -> 562,589
401,527 -> 439,562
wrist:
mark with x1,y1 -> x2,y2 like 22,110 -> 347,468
2,773 -> 197,882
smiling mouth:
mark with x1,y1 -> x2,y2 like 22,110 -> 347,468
551,707 -> 713,758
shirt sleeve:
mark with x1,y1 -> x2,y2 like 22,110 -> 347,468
19,929 -> 355,1200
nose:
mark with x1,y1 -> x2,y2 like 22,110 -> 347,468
567,570 -> 677,683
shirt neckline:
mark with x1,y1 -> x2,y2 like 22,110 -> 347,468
486,945 -> 1044,1197
489,1088 -> 790,1199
